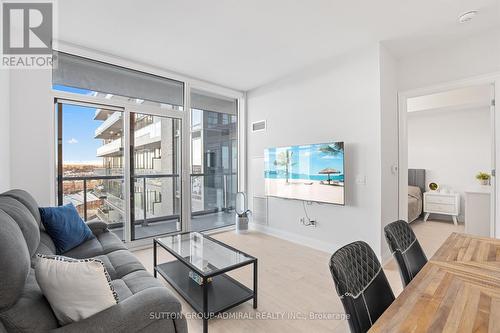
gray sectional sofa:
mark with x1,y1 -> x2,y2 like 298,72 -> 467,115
0,189 -> 187,333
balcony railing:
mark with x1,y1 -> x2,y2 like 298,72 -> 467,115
59,174 -> 123,222
190,172 -> 237,214
58,171 -> 237,236
59,173 -> 181,227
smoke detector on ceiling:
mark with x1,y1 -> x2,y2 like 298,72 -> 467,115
458,10 -> 478,23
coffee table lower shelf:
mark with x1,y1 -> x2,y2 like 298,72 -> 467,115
155,260 -> 254,315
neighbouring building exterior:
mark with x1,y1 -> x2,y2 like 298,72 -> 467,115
61,92 -> 238,234
191,108 -> 238,215
94,108 -> 181,227
91,105 -> 237,227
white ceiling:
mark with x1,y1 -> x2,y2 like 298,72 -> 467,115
57,0 -> 500,91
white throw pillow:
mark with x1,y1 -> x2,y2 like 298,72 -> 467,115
35,254 -> 119,325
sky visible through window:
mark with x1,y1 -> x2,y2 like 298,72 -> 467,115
55,85 -> 102,164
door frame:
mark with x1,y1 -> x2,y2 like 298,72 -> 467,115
398,72 -> 500,237
185,84 -> 245,233
54,95 -> 185,243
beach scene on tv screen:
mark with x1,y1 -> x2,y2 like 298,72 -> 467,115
264,142 -> 344,205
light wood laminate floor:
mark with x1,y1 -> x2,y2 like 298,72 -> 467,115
133,218 -> 463,333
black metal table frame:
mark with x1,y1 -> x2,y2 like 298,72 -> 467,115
153,232 -> 258,333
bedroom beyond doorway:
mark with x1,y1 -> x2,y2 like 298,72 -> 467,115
399,82 -> 496,241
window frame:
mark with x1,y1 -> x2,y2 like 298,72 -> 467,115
52,75 -> 245,246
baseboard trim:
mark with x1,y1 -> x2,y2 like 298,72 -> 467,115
249,223 -> 337,254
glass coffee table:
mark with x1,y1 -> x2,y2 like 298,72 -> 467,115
153,232 -> 257,333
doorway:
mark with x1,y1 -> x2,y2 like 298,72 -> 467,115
398,80 -> 496,248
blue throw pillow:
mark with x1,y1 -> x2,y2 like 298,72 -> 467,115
39,203 -> 95,254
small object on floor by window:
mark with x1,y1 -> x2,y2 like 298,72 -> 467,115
235,192 -> 251,233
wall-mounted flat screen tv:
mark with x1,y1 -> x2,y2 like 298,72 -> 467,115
264,142 -> 344,205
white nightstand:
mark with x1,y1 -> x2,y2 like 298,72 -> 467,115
423,191 -> 460,225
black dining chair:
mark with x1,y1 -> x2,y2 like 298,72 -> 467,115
384,220 -> 427,287
329,241 -> 395,333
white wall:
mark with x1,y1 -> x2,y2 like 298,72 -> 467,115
408,107 -> 491,221
396,27 -> 500,230
379,45 -> 399,261
247,46 -> 384,256
397,28 -> 500,91
9,69 -> 54,205
0,69 -> 10,192
407,84 -> 492,113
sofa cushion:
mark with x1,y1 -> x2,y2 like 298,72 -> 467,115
39,204 -> 94,254
86,220 -> 109,235
63,230 -> 127,258
47,287 -> 185,333
1,189 -> 42,226
0,269 -> 58,332
36,230 -> 57,256
95,250 -> 146,280
0,209 -> 31,311
110,279 -> 134,301
110,270 -> 165,302
0,196 -> 40,256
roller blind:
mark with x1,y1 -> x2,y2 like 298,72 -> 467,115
191,89 -> 237,115
53,52 -> 184,106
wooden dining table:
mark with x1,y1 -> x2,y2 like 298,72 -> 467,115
369,232 -> 500,333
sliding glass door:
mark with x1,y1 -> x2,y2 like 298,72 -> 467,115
57,101 -> 126,240
56,99 -> 184,241
189,89 -> 238,231
130,112 -> 182,240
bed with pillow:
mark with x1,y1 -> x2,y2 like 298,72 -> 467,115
408,169 -> 425,223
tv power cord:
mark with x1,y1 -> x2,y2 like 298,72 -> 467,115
301,201 -> 317,227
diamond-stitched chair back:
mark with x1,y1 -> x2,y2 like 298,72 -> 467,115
329,241 -> 395,333
385,220 -> 427,287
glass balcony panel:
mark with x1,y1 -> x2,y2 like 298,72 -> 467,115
132,176 -> 180,239
62,179 -> 85,218
59,103 -> 125,240
131,112 -> 181,240
189,89 -> 238,232
190,173 -> 237,232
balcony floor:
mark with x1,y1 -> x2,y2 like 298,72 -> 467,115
110,211 -> 235,240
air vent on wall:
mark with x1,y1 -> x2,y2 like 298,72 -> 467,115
252,196 -> 268,225
251,120 -> 266,132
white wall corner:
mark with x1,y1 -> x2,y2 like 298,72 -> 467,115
0,69 -> 10,192
379,43 -> 400,259
9,69 -> 53,205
